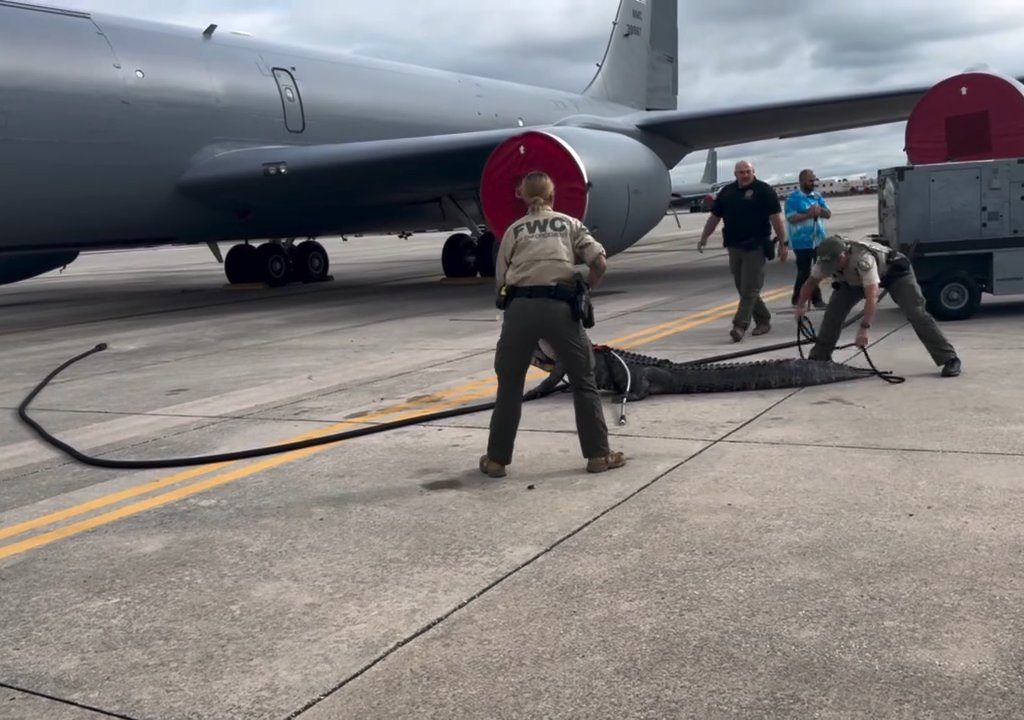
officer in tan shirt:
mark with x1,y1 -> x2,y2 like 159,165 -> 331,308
795,234 -> 961,377
480,171 -> 626,478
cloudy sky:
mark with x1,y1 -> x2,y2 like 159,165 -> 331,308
51,0 -> 1024,184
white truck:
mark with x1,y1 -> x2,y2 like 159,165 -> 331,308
877,158 -> 1024,320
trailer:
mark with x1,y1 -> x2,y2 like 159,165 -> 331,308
877,158 -> 1024,320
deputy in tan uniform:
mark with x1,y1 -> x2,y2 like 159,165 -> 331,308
479,171 -> 626,478
794,234 -> 962,377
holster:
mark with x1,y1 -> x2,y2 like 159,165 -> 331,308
880,253 -> 911,289
763,236 -> 777,261
572,274 -> 595,328
495,285 -> 510,310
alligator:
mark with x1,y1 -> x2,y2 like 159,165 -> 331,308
532,343 -> 877,401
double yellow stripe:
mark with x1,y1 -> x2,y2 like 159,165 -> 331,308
0,287 -> 786,560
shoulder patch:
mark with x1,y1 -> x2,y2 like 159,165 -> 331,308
857,255 -> 874,272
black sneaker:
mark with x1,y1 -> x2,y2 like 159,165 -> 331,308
941,357 -> 962,377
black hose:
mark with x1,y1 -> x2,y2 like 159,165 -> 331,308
15,343 -> 569,470
15,289 -> 902,470
677,291 -> 883,366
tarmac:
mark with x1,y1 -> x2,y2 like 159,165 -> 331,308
1,195 -> 1022,720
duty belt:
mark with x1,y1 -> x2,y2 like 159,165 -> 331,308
508,284 -> 576,302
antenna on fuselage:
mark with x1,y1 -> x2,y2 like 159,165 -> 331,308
203,24 -> 218,38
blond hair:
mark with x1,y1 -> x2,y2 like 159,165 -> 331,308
516,171 -> 555,213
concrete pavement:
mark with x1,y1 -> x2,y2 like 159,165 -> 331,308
1,197 -> 1022,719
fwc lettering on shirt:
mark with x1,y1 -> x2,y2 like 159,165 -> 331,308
512,216 -> 569,239
784,190 -> 829,250
496,210 -> 605,289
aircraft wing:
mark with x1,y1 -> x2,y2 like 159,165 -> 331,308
634,84 -> 933,151
177,128 -> 522,208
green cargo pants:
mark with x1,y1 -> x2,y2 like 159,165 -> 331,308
728,247 -> 771,330
487,297 -> 610,465
808,269 -> 957,365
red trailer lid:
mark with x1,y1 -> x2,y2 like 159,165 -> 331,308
905,71 -> 1024,164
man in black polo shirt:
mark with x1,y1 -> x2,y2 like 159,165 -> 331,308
698,160 -> 789,342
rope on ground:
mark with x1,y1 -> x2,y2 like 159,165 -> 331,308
797,316 -> 905,384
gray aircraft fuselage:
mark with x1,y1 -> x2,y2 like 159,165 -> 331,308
0,4 -> 636,255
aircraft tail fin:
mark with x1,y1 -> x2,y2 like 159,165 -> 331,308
700,149 -> 717,185
582,0 -> 678,111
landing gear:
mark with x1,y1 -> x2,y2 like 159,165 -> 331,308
441,230 -> 499,279
256,243 -> 290,287
442,233 -> 478,278
290,240 -> 330,283
222,240 -> 331,286
475,231 -> 497,277
224,244 -> 258,284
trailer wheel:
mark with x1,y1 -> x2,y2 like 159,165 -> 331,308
925,272 -> 981,321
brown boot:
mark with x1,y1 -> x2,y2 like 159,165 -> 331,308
751,322 -> 771,336
729,326 -> 745,343
479,455 -> 507,478
586,451 -> 626,474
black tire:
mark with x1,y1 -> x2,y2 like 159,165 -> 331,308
924,272 -> 981,321
293,240 -> 330,282
475,232 -> 497,277
441,233 -> 477,278
224,244 -> 258,284
256,243 -> 291,287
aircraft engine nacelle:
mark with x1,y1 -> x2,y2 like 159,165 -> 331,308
480,127 -> 671,256
0,250 -> 79,285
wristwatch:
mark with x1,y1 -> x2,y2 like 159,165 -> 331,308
860,322 -> 871,329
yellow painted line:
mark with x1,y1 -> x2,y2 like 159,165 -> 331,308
0,287 -> 789,559
618,287 -> 791,348
0,394 -> 499,561
0,378 -> 499,545
603,298 -> 744,346
0,463 -> 230,542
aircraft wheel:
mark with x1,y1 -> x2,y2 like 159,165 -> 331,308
293,240 -> 330,282
225,244 -> 258,284
442,233 -> 477,278
475,231 -> 497,277
256,243 -> 291,287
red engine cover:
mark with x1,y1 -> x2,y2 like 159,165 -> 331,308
479,131 -> 589,240
905,71 -> 1024,164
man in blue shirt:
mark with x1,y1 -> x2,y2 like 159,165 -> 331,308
785,169 -> 831,307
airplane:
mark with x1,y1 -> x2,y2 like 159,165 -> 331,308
0,0 -> 995,287
669,149 -> 728,212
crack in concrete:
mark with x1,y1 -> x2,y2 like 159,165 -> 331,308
0,681 -> 139,720
285,325 -> 914,717
284,384 -> 806,718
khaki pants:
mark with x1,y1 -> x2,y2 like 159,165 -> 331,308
728,247 -> 771,330
487,297 -> 610,465
808,269 -> 957,365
